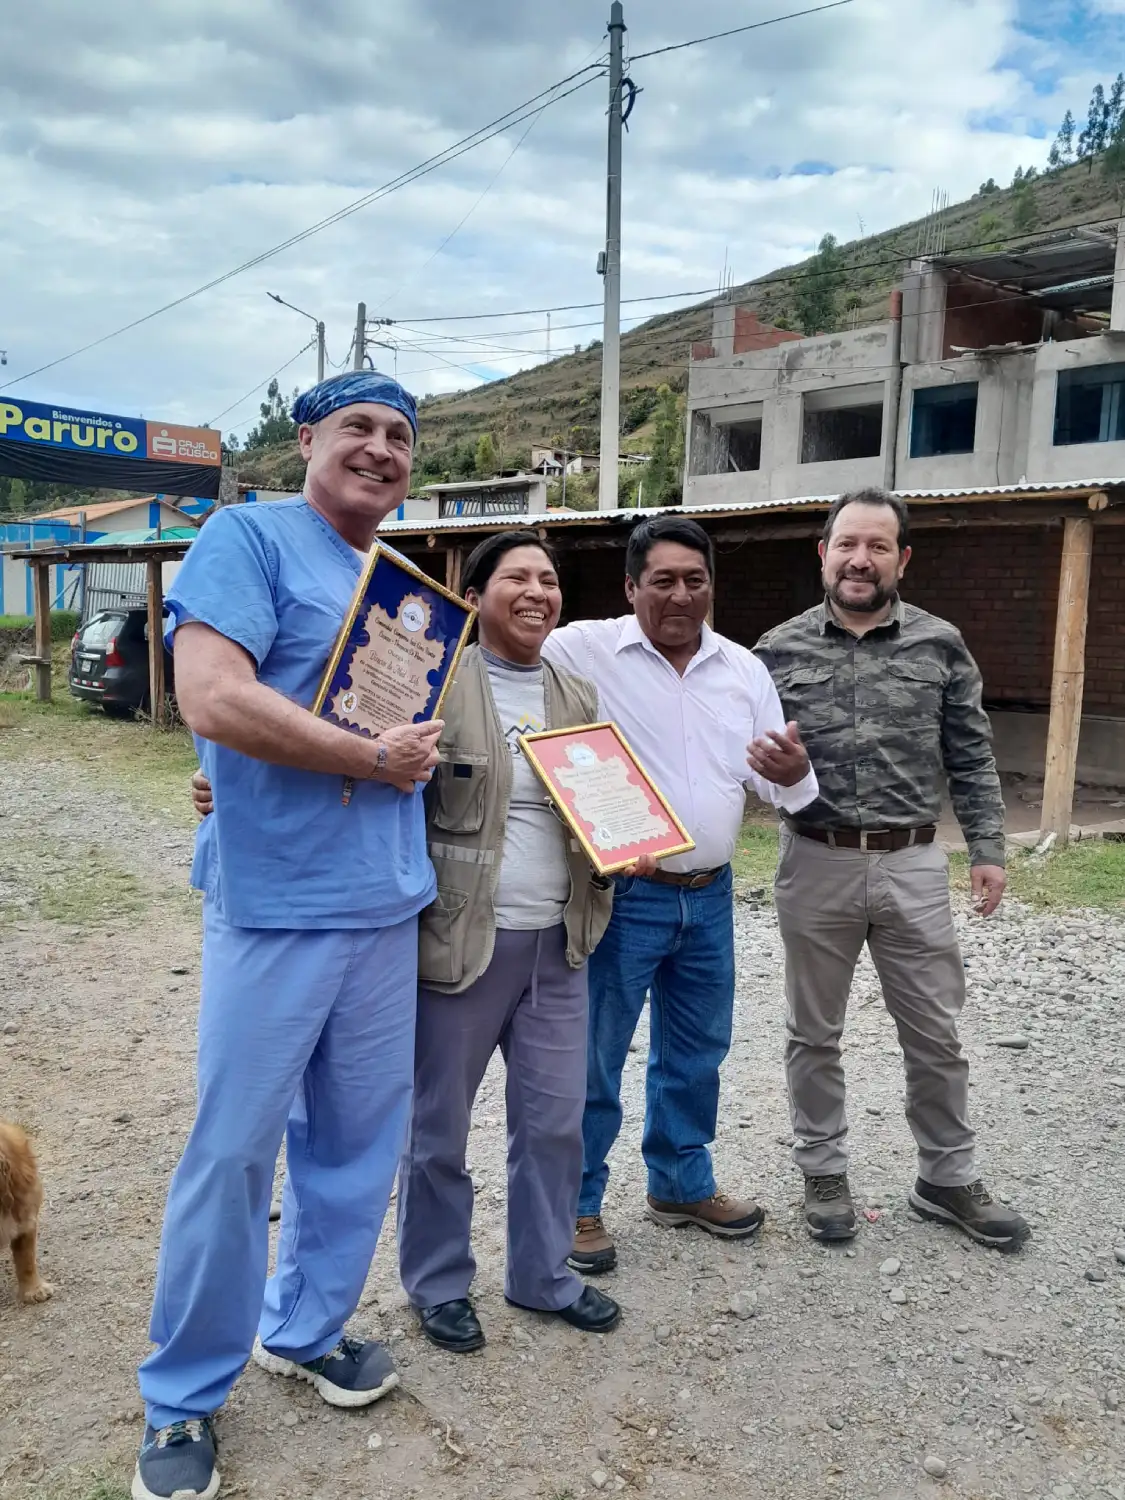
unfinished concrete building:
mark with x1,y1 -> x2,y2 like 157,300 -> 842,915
684,223 -> 1125,505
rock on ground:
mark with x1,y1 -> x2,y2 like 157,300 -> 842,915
1,749 -> 1124,1499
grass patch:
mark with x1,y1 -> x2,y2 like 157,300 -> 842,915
0,610 -> 80,641
0,692 -> 199,831
732,824 -> 782,890
950,840 -> 1125,911
2,1465 -> 133,1500
0,835 -> 159,928
733,821 -> 1125,912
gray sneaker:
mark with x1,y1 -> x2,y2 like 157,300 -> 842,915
804,1173 -> 858,1241
252,1334 -> 399,1408
909,1177 -> 1030,1252
132,1418 -> 219,1500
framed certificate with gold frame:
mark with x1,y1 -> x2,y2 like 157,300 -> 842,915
314,543 -> 475,739
518,722 -> 695,876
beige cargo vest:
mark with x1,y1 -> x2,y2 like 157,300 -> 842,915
418,644 -> 614,995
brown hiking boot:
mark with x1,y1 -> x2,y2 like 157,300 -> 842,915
645,1191 -> 765,1240
567,1214 -> 617,1274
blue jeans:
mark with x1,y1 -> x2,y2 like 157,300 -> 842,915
578,865 -> 735,1213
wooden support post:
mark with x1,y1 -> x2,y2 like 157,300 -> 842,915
146,557 -> 165,728
445,545 -> 463,597
30,562 -> 53,702
1040,516 -> 1094,844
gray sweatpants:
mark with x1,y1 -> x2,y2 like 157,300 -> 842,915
397,924 -> 587,1312
773,829 -> 976,1188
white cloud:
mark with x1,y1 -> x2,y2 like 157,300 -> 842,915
0,0 -> 1106,440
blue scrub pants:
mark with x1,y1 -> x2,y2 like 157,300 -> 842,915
138,903 -> 418,1430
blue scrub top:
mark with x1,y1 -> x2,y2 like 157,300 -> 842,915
166,497 -> 436,929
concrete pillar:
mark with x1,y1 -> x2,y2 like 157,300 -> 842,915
711,302 -> 736,358
1111,221 -> 1125,332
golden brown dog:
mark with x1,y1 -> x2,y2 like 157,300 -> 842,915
0,1121 -> 53,1304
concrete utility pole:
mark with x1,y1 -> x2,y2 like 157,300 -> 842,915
353,302 -> 367,371
267,293 -> 326,382
597,2 -> 626,512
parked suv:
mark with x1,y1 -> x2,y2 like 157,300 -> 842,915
68,608 -> 173,716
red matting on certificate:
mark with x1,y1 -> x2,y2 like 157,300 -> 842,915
519,722 -> 695,876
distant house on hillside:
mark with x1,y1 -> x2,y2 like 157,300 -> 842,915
530,446 -> 599,476
418,472 -> 549,518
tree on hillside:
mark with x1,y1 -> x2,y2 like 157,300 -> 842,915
1103,106 -> 1125,201
978,177 -> 1000,196
1012,181 -> 1039,233
792,233 -> 846,336
638,385 -> 685,507
243,380 -> 298,450
976,211 -> 1004,248
1110,73 -> 1125,136
1056,109 -> 1076,165
1079,83 -> 1110,166
474,432 -> 498,477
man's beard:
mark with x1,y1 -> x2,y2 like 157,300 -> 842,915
824,570 -> 896,615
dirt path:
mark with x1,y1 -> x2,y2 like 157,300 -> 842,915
2,743 -> 1124,1500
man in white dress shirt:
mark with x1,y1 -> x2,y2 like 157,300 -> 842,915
541,516 -> 818,1274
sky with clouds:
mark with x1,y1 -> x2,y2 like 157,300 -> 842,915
1,0 -> 1123,442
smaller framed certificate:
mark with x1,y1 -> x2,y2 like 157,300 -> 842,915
313,544 -> 475,738
519,722 -> 695,876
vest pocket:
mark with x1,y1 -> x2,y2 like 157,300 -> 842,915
418,887 -> 470,986
431,752 -> 488,833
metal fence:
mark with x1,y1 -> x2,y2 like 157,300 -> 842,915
81,562 -> 147,621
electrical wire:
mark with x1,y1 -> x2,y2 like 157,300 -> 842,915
206,340 -> 316,427
371,38 -> 610,314
392,218 -> 1118,326
629,0 -> 856,61
0,65 -> 605,393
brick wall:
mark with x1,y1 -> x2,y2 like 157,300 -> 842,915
395,523 -> 1125,717
904,527 -> 1060,709
1086,524 -> 1125,716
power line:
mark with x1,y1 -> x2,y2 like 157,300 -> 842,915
391,219 -> 1118,327
372,36 -> 609,314
0,65 -> 605,394
629,0 -> 856,61
207,340 -> 316,427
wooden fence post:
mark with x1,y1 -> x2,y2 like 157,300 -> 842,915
1040,516 -> 1094,843
146,557 -> 165,728
31,561 -> 52,703
445,546 -> 463,597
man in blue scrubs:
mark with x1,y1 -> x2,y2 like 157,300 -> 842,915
133,373 -> 443,1500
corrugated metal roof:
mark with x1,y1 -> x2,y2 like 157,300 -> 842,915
381,478 -> 1125,535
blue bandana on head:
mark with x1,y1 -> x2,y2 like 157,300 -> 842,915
291,371 -> 418,438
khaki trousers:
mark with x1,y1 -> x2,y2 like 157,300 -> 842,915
774,828 -> 976,1188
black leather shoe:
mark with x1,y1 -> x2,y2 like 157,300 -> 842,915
416,1298 -> 486,1352
507,1285 -> 621,1333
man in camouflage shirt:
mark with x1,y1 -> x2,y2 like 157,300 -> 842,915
753,487 -> 1030,1251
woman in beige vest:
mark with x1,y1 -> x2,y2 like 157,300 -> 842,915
189,533 -> 641,1353
398,531 -> 634,1353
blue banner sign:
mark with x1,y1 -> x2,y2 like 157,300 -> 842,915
0,396 -> 149,458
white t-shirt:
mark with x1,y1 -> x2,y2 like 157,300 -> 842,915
483,649 -> 571,930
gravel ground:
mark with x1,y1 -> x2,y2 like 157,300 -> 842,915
1,748 -> 1124,1500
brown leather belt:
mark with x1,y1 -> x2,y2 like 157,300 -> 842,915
791,824 -> 936,852
641,866 -> 724,889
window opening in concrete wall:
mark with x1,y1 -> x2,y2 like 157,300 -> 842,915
1054,361 -> 1125,446
689,403 -> 763,476
801,383 -> 885,464
725,419 -> 762,472
909,383 -> 979,458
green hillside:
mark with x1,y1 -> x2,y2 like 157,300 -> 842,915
236,157 -> 1124,492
